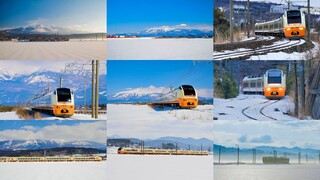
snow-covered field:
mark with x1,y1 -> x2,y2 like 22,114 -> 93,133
107,38 -> 213,60
0,41 -> 106,60
0,112 -> 107,120
0,161 -> 107,180
108,104 -> 213,121
107,154 -> 213,180
214,94 -> 299,120
248,40 -> 319,60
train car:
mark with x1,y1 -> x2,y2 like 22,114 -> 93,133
255,10 -> 306,39
30,87 -> 75,117
241,69 -> 286,99
154,85 -> 198,108
117,147 -> 208,156
263,69 -> 286,99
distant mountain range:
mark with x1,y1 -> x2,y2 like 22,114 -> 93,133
0,24 -> 106,39
108,136 -> 213,150
0,139 -> 105,151
112,24 -> 213,38
0,70 -> 107,106
214,144 -> 320,155
108,86 -> 213,104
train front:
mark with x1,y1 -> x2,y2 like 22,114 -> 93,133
263,69 -> 286,99
178,85 -> 198,108
283,10 -> 306,38
53,88 -> 75,116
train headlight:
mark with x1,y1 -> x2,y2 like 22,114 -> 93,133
286,28 -> 291,31
299,27 -> 304,30
267,88 -> 271,91
279,88 -> 283,91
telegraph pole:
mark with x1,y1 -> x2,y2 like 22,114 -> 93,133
294,61 -> 299,117
230,0 -> 234,43
236,144 -> 240,165
91,60 -> 95,118
307,0 -> 311,43
219,148 -> 221,164
95,60 -> 100,119
246,0 -> 250,38
300,61 -> 305,117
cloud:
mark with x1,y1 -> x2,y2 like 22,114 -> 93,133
27,18 -> 47,26
0,121 -> 106,144
197,88 -> 213,98
251,135 -> 273,143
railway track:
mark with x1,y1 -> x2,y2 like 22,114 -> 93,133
214,38 -> 304,60
241,99 -> 281,120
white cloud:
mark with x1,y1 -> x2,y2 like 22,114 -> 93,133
0,121 -> 106,144
197,88 -> 213,98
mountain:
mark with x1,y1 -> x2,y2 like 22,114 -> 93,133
108,86 -> 213,104
0,139 -> 106,151
0,70 -> 107,106
108,136 -> 213,151
1,25 -> 60,35
113,24 -> 213,38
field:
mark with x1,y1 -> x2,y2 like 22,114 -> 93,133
107,38 -> 213,60
0,40 -> 106,60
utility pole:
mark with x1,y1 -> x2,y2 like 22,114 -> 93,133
219,148 -> 221,164
91,60 -> 95,118
246,0 -> 250,38
307,0 -> 311,43
59,76 -> 62,88
298,151 -> 301,164
230,0 -> 234,43
300,61 -> 305,117
236,144 -> 240,165
95,60 -> 100,119
294,61 -> 299,117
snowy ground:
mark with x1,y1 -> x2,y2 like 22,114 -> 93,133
0,161 -> 107,180
214,94 -> 299,120
107,154 -> 213,180
0,41 -> 106,60
0,111 -> 107,120
108,104 -> 213,121
107,38 -> 213,60
248,40 -> 319,60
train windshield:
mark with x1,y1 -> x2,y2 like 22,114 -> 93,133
182,85 -> 196,96
267,70 -> 282,84
287,10 -> 301,24
57,88 -> 72,102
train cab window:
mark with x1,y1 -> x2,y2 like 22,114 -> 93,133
250,82 -> 256,87
267,70 -> 282,84
57,88 -> 72,102
181,85 -> 196,96
287,10 -> 301,24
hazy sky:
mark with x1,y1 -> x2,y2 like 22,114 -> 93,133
0,0 -> 106,33
107,60 -> 213,96
0,120 -> 106,144
107,0 -> 213,34
236,0 -> 320,7
214,120 -> 320,149
0,60 -> 106,75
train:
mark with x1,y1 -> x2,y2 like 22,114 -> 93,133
118,147 -> 208,156
153,85 -> 198,108
30,87 -> 75,117
0,156 -> 102,162
255,10 -> 306,39
241,69 -> 286,99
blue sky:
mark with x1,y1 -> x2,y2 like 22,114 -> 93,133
0,120 -> 106,143
0,0 -> 106,33
107,60 -> 213,94
107,0 -> 213,34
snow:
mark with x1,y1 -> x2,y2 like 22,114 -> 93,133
107,38 -> 213,60
108,104 -> 213,121
214,94 -> 299,120
0,112 -> 20,120
0,41 -> 106,60
25,75 -> 55,84
107,154 -> 213,180
248,41 -> 319,60
0,161 -> 107,180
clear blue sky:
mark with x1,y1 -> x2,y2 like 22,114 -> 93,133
107,60 -> 213,94
0,0 -> 106,33
107,0 -> 213,34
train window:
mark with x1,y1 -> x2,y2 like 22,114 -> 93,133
243,82 -> 248,87
257,82 -> 262,87
287,10 -> 301,24
57,88 -> 72,102
250,82 -> 256,87
268,70 -> 282,84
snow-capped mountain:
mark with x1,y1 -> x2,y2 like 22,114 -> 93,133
0,139 -> 105,151
114,24 -> 213,37
1,25 -> 60,34
0,70 -> 107,106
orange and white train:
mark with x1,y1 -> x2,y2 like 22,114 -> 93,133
30,87 -> 75,117
255,10 -> 306,39
242,69 -> 286,99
